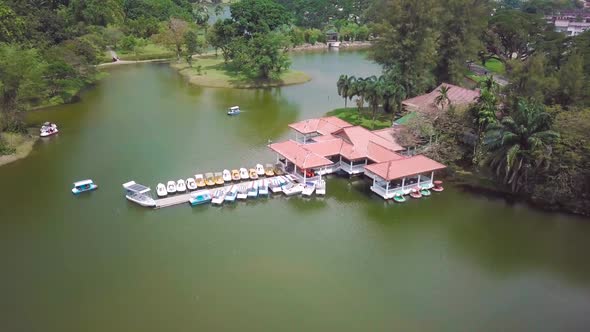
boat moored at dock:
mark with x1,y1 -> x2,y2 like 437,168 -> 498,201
227,106 -> 241,116
176,179 -> 186,192
282,182 -> 304,196
123,181 -> 156,207
166,181 -> 176,194
231,169 -> 241,181
239,168 -> 249,180
302,182 -> 316,197
190,190 -> 211,206
247,181 -> 258,198
237,185 -> 248,200
214,172 -> 224,185
258,180 -> 269,196
256,164 -> 265,176
195,174 -> 206,188
205,173 -> 215,187
265,164 -> 275,177
224,186 -> 237,202
223,170 -> 232,182
249,168 -> 258,180
156,183 -> 167,197
211,188 -> 226,205
186,178 -> 197,191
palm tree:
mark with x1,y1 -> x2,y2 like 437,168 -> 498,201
376,75 -> 406,123
364,79 -> 382,128
434,85 -> 451,111
483,100 -> 559,192
337,75 -> 353,108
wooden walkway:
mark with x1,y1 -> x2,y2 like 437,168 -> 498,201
153,176 -> 284,209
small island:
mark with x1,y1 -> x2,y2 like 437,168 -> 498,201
171,55 -> 311,89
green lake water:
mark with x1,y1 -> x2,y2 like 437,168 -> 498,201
1,51 -> 590,331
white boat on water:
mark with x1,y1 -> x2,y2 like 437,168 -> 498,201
282,182 -> 304,196
227,106 -> 241,116
237,185 -> 248,200
176,179 -> 187,192
239,168 -> 249,180
211,189 -> 226,205
40,122 -> 59,137
222,169 -> 232,182
186,178 -> 197,191
269,178 -> 283,193
255,164 -> 265,176
166,181 -> 177,194
225,186 -> 238,202
123,181 -> 156,207
247,181 -> 258,198
316,180 -> 326,196
302,182 -> 316,197
258,180 -> 269,196
156,183 -> 167,197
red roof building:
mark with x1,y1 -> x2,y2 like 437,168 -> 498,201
269,116 -> 446,199
402,83 -> 480,114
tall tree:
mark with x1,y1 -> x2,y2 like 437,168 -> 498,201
154,18 -> 190,61
484,100 -> 559,192
481,9 -> 547,64
435,0 -> 489,84
371,0 -> 439,96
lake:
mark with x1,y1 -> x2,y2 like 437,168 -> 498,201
1,50 -> 589,332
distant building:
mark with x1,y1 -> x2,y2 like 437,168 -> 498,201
546,9 -> 590,36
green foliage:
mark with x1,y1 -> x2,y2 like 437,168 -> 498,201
231,32 -> 291,80
230,0 -> 292,35
277,0 -> 372,29
69,0 -> 124,26
207,0 -> 293,79
0,45 -> 46,112
483,100 -> 559,192
481,9 -> 547,63
303,28 -> 322,45
371,0 -> 439,96
0,2 -> 25,43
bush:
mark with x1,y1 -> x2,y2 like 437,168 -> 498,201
119,35 -> 138,52
304,28 -> 322,45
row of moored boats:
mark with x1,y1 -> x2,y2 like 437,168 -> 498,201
391,181 -> 444,203
188,175 -> 326,206
155,164 -> 285,198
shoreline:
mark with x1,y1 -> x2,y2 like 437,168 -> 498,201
0,130 -> 39,168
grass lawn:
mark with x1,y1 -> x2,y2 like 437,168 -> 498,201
326,107 -> 392,130
483,58 -> 505,74
105,43 -> 175,62
171,55 -> 311,88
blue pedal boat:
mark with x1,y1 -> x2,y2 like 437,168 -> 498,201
190,191 -> 212,206
72,179 -> 98,195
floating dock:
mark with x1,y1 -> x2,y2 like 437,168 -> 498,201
153,176 -> 300,209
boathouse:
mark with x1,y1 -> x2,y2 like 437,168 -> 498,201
269,117 -> 446,198
364,156 -> 446,199
402,83 -> 480,113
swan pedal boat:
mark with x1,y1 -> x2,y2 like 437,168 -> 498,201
239,168 -> 249,180
195,174 -> 206,188
222,170 -> 232,182
255,164 -> 265,176
166,181 -> 177,194
156,183 -> 167,197
231,169 -> 241,181
249,168 -> 259,180
186,178 -> 197,191
176,179 -> 187,192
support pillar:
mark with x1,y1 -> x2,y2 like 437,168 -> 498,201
431,171 -> 434,185
401,178 -> 405,191
417,175 -> 421,187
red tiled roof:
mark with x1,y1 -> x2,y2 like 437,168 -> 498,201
365,155 -> 446,181
402,83 -> 480,113
288,116 -> 353,135
366,141 -> 405,163
334,126 -> 404,160
268,140 -> 333,169
304,138 -> 346,157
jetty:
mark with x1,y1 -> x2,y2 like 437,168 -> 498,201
154,177 -> 275,209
